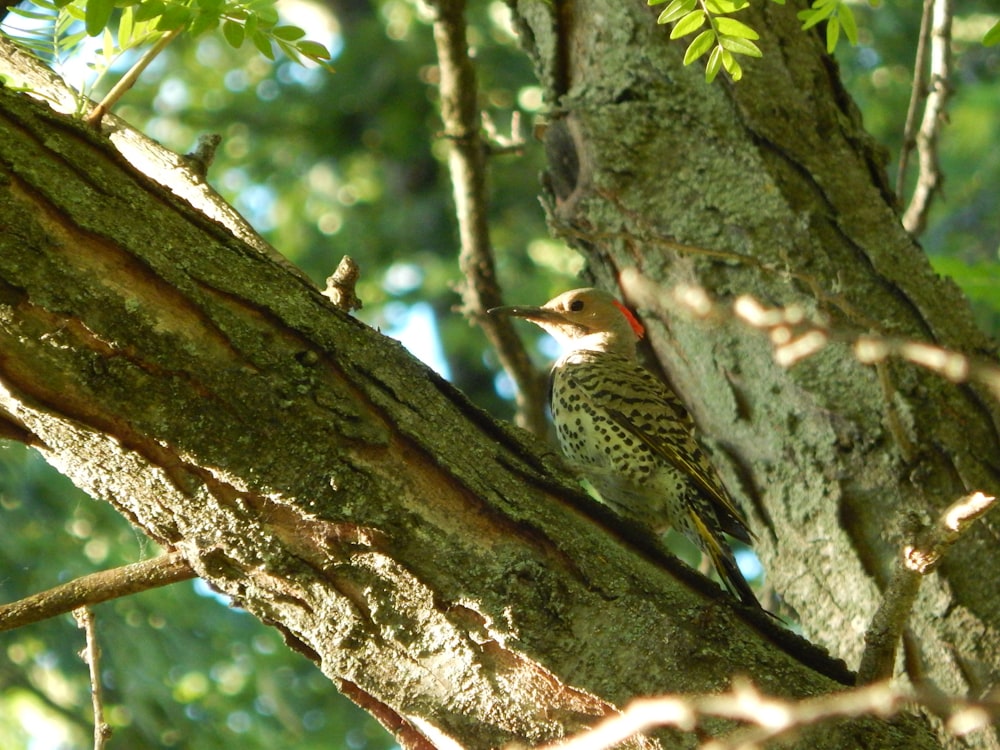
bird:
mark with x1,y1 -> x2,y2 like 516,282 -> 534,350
490,287 -> 761,607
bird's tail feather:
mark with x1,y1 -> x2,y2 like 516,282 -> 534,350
689,511 -> 762,609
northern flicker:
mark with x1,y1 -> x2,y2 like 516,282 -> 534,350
490,288 -> 760,607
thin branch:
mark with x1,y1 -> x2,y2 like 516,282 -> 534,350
0,551 -> 195,632
895,0 -> 934,201
858,491 -> 997,684
900,0 -> 953,235
621,273 -> 1000,402
426,0 -> 549,437
85,27 -> 183,127
540,679 -> 1000,750
74,607 -> 111,750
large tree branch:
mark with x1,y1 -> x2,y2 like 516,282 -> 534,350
0,74 -> 933,747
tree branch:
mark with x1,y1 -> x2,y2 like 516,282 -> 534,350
541,679 -> 1000,750
857,491 -> 997,684
0,552 -> 195,632
427,0 -> 549,437
900,0 -> 953,235
73,607 -> 112,750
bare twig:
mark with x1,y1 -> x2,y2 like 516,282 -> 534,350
0,551 -> 195,632
858,491 -> 997,684
323,255 -> 363,312
900,0 -> 953,235
895,0 -> 934,201
537,679 -> 1000,750
74,607 -> 112,750
427,0 -> 549,437
623,275 -> 1000,401
86,27 -> 183,127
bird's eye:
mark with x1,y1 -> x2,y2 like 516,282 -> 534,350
569,299 -> 585,312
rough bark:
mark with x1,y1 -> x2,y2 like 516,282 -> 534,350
509,0 -> 1000,745
0,52 -> 937,750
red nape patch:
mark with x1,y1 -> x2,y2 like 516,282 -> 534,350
613,300 -> 645,339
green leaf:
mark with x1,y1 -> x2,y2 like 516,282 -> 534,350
797,7 -> 830,30
85,0 -> 115,36
825,15 -> 839,52
657,0 -> 696,25
648,0 -> 668,7
134,0 -> 167,22
118,5 -> 134,45
719,34 -> 762,56
705,0 -> 749,12
222,19 -> 245,48
722,48 -> 743,80
295,39 -> 331,60
244,13 -> 258,37
670,9 -> 705,39
715,17 -> 759,39
706,44 -> 724,82
156,5 -> 191,30
251,30 -> 274,59
838,2 -> 858,44
684,29 -> 716,64
272,25 -> 306,41
101,26 -> 115,59
188,10 -> 219,36
983,20 -> 1000,46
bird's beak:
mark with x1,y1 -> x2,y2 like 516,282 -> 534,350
487,305 -> 568,325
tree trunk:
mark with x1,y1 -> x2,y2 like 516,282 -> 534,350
510,0 -> 1000,745
0,40 -> 939,750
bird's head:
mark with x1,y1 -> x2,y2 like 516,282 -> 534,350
489,288 -> 645,356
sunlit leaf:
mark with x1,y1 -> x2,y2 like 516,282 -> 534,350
705,0 -> 750,12
272,25 -> 306,41
118,5 -> 134,46
295,39 -> 331,60
101,26 -> 115,60
983,20 -> 1000,46
826,16 -> 839,52
706,44 -> 723,82
715,17 -> 759,39
719,35 -> 762,56
838,2 -> 858,44
657,0 -> 696,25
670,10 -> 706,39
684,29 -> 716,64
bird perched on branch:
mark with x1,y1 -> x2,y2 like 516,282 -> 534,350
490,288 -> 760,608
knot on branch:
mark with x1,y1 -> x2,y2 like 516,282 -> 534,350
324,256 -> 363,313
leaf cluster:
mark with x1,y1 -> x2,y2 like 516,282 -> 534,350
649,0 -> 763,82
2,0 -> 332,78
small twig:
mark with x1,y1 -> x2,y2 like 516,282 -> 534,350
323,255 -> 363,313
895,0 -> 934,201
0,551 -> 195,632
857,491 -> 996,684
900,0 -> 953,235
626,275 -> 1000,401
426,0 -> 549,437
74,607 -> 112,750
537,679 -> 1000,750
86,27 -> 183,127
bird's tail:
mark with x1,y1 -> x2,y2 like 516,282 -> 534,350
689,511 -> 762,609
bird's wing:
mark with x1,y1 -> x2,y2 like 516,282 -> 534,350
585,352 -> 755,542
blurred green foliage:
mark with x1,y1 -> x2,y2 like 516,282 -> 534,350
0,0 -> 998,747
